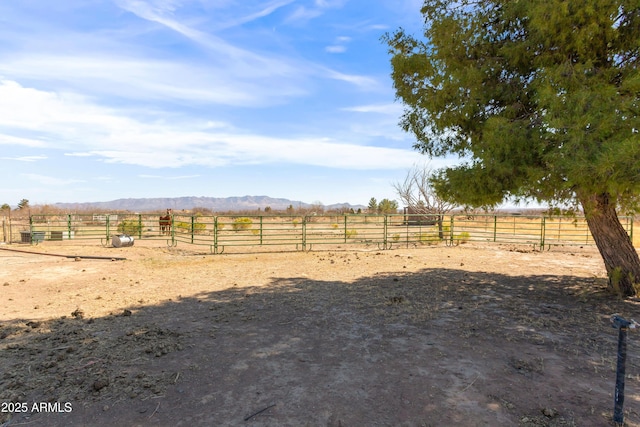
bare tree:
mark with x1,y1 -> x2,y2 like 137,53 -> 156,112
393,165 -> 457,239
394,165 -> 456,213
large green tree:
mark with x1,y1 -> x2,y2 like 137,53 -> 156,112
385,0 -> 640,296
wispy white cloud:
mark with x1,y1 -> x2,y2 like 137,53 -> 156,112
0,155 -> 47,162
118,0 -> 294,32
284,0 -> 347,25
0,55 -> 305,107
0,134 -> 48,148
81,133 -> 421,170
285,6 -> 323,24
0,81 -> 422,170
21,173 -> 85,186
114,0 -> 301,76
342,103 -> 404,115
0,6 -> 373,108
322,69 -> 379,89
116,0 -> 233,54
0,0 -> 439,205
325,35 -> 351,53
325,45 -> 346,53
168,175 -> 201,180
65,152 -> 94,157
339,103 -> 408,142
314,0 -> 348,9
213,0 -> 295,30
364,24 -> 389,31
139,174 -> 201,180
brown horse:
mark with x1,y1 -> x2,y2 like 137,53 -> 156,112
159,209 -> 173,235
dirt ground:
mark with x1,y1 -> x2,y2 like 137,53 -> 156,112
1,240 -> 640,426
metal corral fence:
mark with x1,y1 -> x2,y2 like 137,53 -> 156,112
0,213 -> 635,253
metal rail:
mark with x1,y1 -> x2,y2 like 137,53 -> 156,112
2,213 -> 635,253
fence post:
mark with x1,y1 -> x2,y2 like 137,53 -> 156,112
344,215 -> 348,244
170,215 -> 175,244
190,216 -> 195,244
259,216 -> 263,245
540,216 -> 546,250
302,215 -> 307,251
383,215 -> 388,249
493,215 -> 497,242
449,215 -> 454,245
213,216 -> 218,254
67,214 -> 72,239
610,315 -> 637,426
405,215 -> 409,248
137,214 -> 143,239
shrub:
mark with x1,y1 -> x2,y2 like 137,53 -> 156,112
416,232 -> 439,245
346,229 -> 358,239
175,221 -> 207,234
232,217 -> 253,231
117,219 -> 142,235
392,233 -> 401,242
331,223 -> 339,229
454,231 -> 470,244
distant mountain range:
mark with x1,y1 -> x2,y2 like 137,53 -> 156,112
54,196 -> 366,213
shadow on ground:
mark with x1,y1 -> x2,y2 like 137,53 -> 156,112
2,268 -> 640,426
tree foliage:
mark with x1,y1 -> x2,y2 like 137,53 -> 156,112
385,0 -> 640,208
378,199 -> 399,214
17,199 -> 29,210
368,197 -> 378,213
385,0 -> 640,296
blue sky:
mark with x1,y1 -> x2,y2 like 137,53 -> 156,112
0,0 -> 460,208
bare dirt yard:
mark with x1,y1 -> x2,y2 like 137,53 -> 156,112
1,240 -> 640,426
